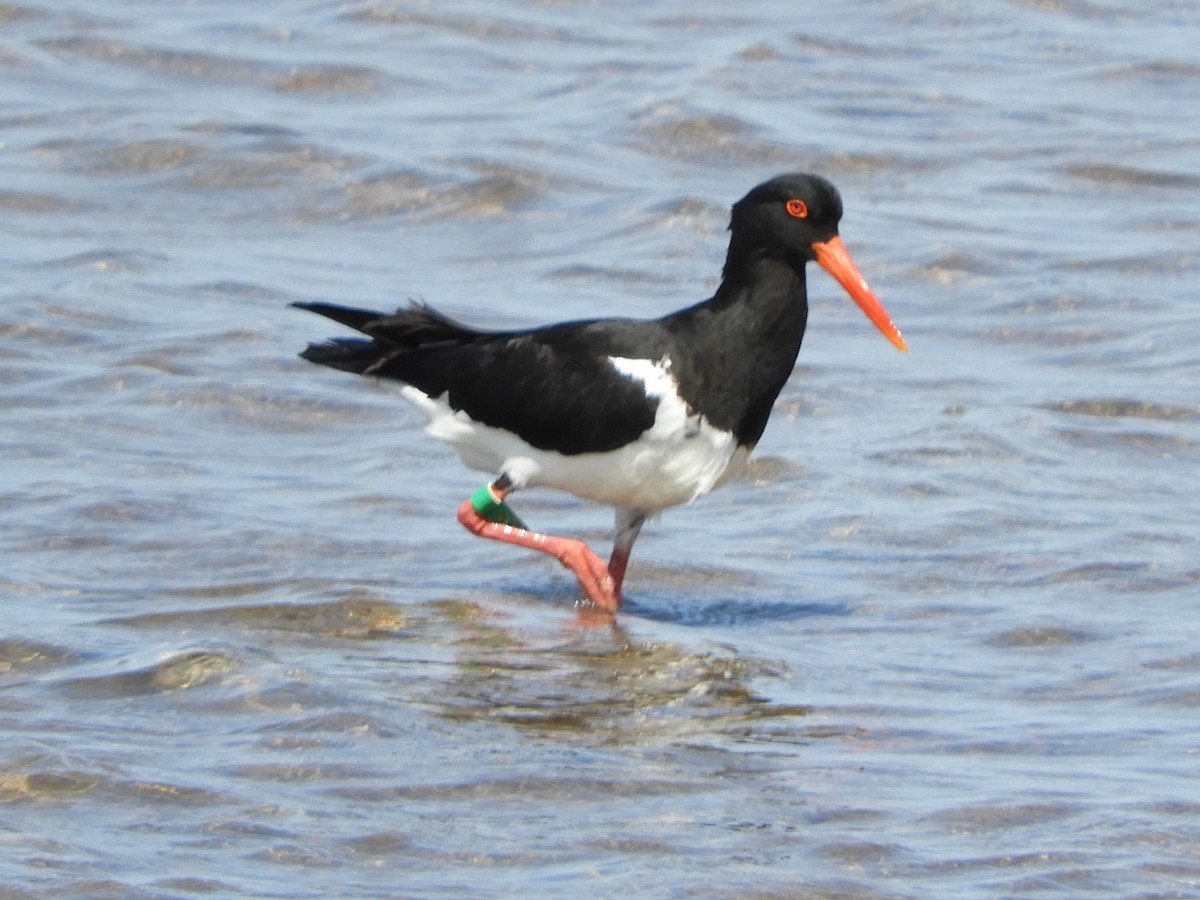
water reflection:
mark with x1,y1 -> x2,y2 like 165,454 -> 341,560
434,605 -> 813,744
92,596 -> 814,754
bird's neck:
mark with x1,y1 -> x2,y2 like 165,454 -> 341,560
710,247 -> 808,340
661,248 -> 809,447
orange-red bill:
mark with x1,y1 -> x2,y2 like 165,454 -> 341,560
812,235 -> 909,353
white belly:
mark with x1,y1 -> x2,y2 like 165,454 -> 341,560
399,356 -> 747,512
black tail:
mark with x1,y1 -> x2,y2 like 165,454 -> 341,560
294,337 -> 388,375
292,302 -> 383,335
293,301 -> 490,377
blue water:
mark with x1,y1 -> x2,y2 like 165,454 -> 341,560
3,0 -> 1200,896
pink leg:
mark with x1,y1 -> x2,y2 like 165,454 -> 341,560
457,496 -> 619,612
607,545 -> 632,597
607,509 -> 646,599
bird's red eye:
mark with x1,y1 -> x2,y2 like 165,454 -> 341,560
785,199 -> 808,218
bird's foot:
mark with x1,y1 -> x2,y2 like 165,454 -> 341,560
551,540 -> 619,613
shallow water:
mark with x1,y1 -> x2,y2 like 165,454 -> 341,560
3,0 -> 1200,896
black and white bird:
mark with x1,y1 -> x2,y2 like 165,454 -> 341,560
294,173 -> 907,617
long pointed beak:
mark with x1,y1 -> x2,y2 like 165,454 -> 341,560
812,235 -> 909,352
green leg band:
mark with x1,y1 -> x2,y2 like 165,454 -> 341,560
470,484 -> 527,530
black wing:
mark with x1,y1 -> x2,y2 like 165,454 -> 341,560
294,302 -> 660,456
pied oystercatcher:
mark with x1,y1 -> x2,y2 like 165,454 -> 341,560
295,173 -> 907,616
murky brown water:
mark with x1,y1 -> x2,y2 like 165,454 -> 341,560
3,0 -> 1200,896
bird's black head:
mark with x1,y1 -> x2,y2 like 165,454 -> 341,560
728,172 -> 844,266
724,172 -> 908,352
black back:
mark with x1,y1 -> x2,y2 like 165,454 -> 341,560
296,302 -> 661,455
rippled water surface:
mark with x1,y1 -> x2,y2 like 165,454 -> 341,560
4,0 -> 1200,896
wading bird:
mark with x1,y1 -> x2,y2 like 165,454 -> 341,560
295,173 -> 907,616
